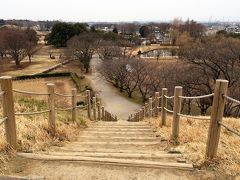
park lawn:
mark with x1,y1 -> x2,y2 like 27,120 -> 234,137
0,45 -> 66,77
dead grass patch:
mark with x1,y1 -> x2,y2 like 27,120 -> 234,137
0,82 -> 90,174
147,116 -> 240,177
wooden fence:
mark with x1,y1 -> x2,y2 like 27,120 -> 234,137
128,79 -> 240,160
0,76 -> 117,149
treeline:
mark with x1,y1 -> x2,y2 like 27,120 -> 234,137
0,27 -> 38,67
99,35 -> 240,117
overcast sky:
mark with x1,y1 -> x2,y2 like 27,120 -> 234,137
1,0 -> 239,22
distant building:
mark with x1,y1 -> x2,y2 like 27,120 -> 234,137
225,25 -> 240,34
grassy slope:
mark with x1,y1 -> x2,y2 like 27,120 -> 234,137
147,116 -> 240,178
0,77 -> 91,174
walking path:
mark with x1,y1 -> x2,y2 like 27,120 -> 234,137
86,55 -> 141,120
2,56 -> 197,179
15,121 -> 193,179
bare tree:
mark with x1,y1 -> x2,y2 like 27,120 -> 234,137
2,28 -> 28,67
97,40 -> 122,60
68,32 -> 100,73
179,36 -> 240,115
25,28 -> 38,63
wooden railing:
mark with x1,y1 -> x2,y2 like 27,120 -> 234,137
0,76 -> 118,149
129,79 -> 240,160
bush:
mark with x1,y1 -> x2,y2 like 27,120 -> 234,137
14,72 -> 72,80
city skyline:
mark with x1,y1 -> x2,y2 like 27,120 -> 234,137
1,0 -> 239,22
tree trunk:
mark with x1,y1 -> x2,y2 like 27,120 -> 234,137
15,59 -> 20,68
28,55 -> 32,63
127,91 -> 132,98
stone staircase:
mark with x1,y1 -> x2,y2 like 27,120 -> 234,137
17,121 -> 193,170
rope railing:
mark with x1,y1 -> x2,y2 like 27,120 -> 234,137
0,91 -> 4,97
223,95 -> 240,105
179,93 -> 214,100
77,95 -> 88,98
15,110 -> 50,116
55,92 -> 73,98
76,105 -> 88,109
0,117 -> 7,126
13,89 -> 49,96
164,95 -> 174,99
177,113 -> 211,120
164,107 -> 174,113
55,107 -> 73,111
0,76 -> 93,149
218,121 -> 240,137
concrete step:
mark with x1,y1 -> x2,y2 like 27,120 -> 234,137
40,151 -> 182,160
84,129 -> 154,133
69,141 -> 161,146
61,143 -> 166,151
93,123 -> 150,126
50,148 -> 168,154
77,136 -> 159,142
87,128 -> 153,132
81,131 -> 155,136
17,153 -> 193,170
91,124 -> 152,129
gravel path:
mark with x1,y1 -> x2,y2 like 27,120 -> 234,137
86,55 -> 141,120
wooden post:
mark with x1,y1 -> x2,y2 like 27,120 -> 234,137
172,86 -> 182,144
143,107 -> 146,119
149,98 -> 153,117
86,90 -> 91,119
139,109 -> 142,121
0,76 -> 17,149
47,83 -> 56,134
92,97 -> 96,120
97,102 -> 101,120
145,103 -> 148,117
138,112 -> 140,121
105,111 -> 107,121
115,115 -> 117,121
72,88 -> 77,122
155,92 -> 160,117
206,79 -> 228,159
161,88 -> 167,127
101,106 -> 105,121
142,107 -> 145,120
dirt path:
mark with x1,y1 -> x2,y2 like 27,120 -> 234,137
86,55 -> 141,120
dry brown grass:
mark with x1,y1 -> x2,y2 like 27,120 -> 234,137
147,116 -> 240,177
0,77 -> 91,174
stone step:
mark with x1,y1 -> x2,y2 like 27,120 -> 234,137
17,153 -> 193,170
